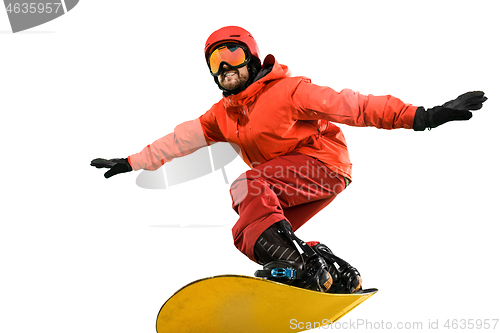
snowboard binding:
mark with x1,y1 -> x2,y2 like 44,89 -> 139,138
254,220 -> 362,294
311,243 -> 362,294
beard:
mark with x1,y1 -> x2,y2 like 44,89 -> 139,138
218,68 -> 250,91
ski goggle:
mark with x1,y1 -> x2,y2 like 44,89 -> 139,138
208,44 -> 250,76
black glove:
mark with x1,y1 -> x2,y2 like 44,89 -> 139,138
413,91 -> 487,131
90,158 -> 133,179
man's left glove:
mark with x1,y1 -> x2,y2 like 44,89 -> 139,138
413,91 -> 487,131
90,158 -> 133,179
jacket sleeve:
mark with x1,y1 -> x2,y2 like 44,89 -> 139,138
127,118 -> 209,171
291,80 -> 417,129
199,101 -> 227,143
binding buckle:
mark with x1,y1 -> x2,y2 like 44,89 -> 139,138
270,267 -> 296,280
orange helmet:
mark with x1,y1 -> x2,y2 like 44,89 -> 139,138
205,26 -> 262,94
205,26 -> 261,64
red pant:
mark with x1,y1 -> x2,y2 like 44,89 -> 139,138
230,153 -> 346,262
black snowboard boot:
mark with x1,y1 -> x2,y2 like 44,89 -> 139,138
311,243 -> 362,294
254,220 -> 333,292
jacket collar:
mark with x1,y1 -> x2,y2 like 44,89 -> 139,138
222,55 -> 291,108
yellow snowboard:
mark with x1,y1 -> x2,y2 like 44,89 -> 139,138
156,275 -> 377,333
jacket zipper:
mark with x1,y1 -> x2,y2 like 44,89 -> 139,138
235,120 -> 252,166
242,129 -> 262,167
236,107 -> 262,167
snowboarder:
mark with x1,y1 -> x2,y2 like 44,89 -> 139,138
91,26 -> 487,294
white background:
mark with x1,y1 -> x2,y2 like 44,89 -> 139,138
1,1 -> 499,332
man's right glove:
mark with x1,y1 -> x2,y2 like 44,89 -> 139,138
413,91 -> 487,131
90,158 -> 133,179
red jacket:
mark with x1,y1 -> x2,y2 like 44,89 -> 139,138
129,55 -> 417,180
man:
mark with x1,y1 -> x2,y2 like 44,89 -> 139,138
91,26 -> 487,293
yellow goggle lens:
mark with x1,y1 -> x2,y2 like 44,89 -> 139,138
209,45 -> 247,75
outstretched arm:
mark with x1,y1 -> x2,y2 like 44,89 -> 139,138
91,118 -> 210,178
128,118 -> 209,171
292,81 -> 417,129
292,80 -> 487,130
90,102 -> 227,179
